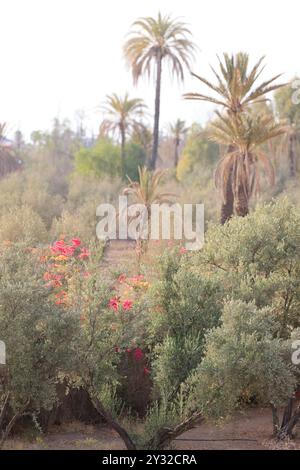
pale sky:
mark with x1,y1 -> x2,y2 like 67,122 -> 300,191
1,0 -> 299,139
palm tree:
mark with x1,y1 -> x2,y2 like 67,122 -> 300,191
123,166 -> 174,211
169,119 -> 188,168
123,166 -> 175,258
184,52 -> 286,223
100,93 -> 147,178
211,112 -> 286,216
124,12 -> 196,170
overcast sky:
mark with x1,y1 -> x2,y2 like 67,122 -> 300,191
1,0 -> 299,138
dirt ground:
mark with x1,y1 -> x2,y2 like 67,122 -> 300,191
3,407 -> 300,450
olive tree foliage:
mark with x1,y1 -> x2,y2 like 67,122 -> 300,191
187,301 -> 298,420
133,199 -> 300,447
0,245 -> 76,447
195,198 -> 300,337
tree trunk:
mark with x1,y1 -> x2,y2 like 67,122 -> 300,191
120,125 -> 126,179
174,139 -> 180,168
220,166 -> 234,224
0,400 -> 29,449
220,145 -> 235,224
234,183 -> 249,217
270,398 -> 300,441
146,411 -> 204,450
149,53 -> 162,170
91,396 -> 136,450
289,133 -> 296,178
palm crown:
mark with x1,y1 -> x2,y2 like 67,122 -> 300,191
169,119 -> 188,142
184,53 -> 285,114
100,93 -> 146,139
100,93 -> 147,177
123,166 -> 175,209
123,12 -> 196,84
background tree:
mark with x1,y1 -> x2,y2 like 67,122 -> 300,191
124,12 -> 196,170
75,138 -> 121,179
0,123 -> 21,179
274,79 -> 300,178
176,123 -> 219,181
100,93 -> 146,178
168,119 -> 188,168
184,53 -> 286,223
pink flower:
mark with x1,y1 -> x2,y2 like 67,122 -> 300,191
122,299 -> 133,311
133,347 -> 144,361
108,297 -> 119,311
180,247 -> 188,254
143,367 -> 150,375
126,348 -> 132,353
72,238 -> 81,247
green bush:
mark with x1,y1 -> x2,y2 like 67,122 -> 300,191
188,300 -> 298,419
0,205 -> 48,244
0,244 -> 76,445
195,198 -> 300,336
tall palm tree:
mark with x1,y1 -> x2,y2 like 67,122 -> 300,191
169,119 -> 188,168
211,112 -> 286,216
124,12 -> 196,170
100,93 -> 147,178
184,53 -> 286,223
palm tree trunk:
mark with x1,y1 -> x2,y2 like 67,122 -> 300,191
289,133 -> 296,178
234,184 -> 249,217
150,52 -> 162,170
120,125 -> 126,179
220,147 -> 234,224
174,139 -> 179,168
220,174 -> 234,224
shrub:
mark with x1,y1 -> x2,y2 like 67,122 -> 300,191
195,198 -> 300,336
0,244 -> 76,446
187,300 -> 298,425
0,205 -> 48,244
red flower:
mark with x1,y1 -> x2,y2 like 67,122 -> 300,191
51,240 -> 76,257
118,273 -> 126,283
55,290 -> 67,305
72,238 -> 81,247
78,247 -> 90,260
122,299 -> 133,311
109,297 -> 119,311
133,347 -> 144,361
143,367 -> 150,375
